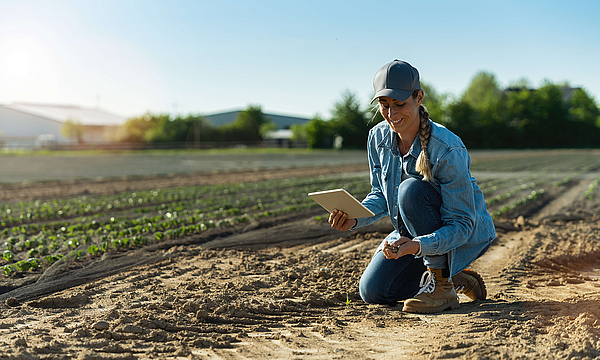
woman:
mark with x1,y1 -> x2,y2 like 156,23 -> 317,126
329,60 -> 496,313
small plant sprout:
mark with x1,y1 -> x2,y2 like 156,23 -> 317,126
14,260 -> 31,272
2,265 -> 15,276
346,293 -> 352,307
27,258 -> 41,270
44,254 -> 64,265
3,250 -> 14,262
87,245 -> 100,256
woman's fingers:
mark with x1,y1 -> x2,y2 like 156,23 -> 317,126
383,237 -> 416,259
328,209 -> 349,231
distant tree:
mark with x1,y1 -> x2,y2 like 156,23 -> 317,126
446,100 -> 484,147
116,113 -> 162,142
259,121 -> 278,138
218,105 -> 273,142
303,115 -> 336,149
569,88 -> 600,127
61,118 -> 84,143
462,71 -> 502,111
461,71 -> 503,127
116,113 -> 215,144
328,91 -> 373,149
502,82 -> 575,147
529,81 -> 570,147
421,81 -> 450,126
290,123 -> 308,142
181,114 -> 215,143
508,77 -> 533,90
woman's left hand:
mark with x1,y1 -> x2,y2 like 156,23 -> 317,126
382,237 -> 420,259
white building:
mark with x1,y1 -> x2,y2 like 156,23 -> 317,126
0,103 -> 127,149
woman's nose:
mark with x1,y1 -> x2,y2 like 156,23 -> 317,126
388,107 -> 398,119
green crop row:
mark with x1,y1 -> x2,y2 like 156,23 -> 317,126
472,153 -> 600,173
0,175 -> 365,228
485,177 -> 549,207
583,178 -> 599,200
1,175 -> 371,276
490,189 -> 546,218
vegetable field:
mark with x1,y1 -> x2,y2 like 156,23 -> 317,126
2,149 -> 600,279
1,149 -> 600,360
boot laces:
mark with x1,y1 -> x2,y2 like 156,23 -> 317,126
415,270 -> 436,296
455,285 -> 465,293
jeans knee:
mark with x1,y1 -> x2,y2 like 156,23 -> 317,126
398,178 -> 431,213
359,271 -> 388,305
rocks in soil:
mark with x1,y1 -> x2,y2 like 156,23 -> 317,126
5,298 -> 19,307
92,321 -> 110,330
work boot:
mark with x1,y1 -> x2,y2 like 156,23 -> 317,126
402,267 -> 459,314
453,269 -> 487,301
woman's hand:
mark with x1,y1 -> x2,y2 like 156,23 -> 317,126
328,209 -> 357,232
382,237 -> 420,259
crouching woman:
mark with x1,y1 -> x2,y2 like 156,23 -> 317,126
329,60 -> 496,313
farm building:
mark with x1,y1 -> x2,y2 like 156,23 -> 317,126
205,110 -> 310,130
205,110 -> 310,148
0,103 -> 127,149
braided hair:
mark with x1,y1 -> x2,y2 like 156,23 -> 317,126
413,91 -> 432,181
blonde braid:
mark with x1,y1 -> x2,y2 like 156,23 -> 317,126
416,105 -> 432,181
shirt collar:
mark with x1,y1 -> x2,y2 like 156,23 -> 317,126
378,127 -> 422,158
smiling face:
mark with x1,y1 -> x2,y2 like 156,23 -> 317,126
378,91 -> 423,136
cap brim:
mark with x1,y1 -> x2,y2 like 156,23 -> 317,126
370,88 -> 414,104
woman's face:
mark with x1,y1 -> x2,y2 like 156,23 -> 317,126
378,91 -> 423,135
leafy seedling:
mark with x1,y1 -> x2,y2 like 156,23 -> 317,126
87,245 -> 100,256
14,260 -> 31,272
3,250 -> 14,262
27,248 -> 39,258
44,254 -> 63,265
2,265 -> 15,276
27,258 -> 41,270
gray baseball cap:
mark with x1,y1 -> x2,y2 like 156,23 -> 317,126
371,59 -> 421,104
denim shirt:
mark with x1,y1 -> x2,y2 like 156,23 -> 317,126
354,120 -> 496,278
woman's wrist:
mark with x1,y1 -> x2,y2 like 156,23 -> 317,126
413,239 -> 422,256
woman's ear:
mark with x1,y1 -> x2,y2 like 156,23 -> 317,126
416,90 -> 424,106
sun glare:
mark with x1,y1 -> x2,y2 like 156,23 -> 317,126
5,49 -> 34,78
0,35 -> 50,87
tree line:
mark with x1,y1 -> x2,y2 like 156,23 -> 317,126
292,72 -> 600,149
109,71 -> 600,149
113,105 -> 276,144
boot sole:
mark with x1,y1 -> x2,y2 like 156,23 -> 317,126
402,298 -> 460,314
461,269 -> 487,300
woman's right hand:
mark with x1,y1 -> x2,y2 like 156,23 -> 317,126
328,209 -> 357,232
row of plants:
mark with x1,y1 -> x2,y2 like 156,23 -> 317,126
583,177 -> 600,200
1,175 -> 372,276
5,160 -> 596,277
484,176 -> 551,207
471,153 -> 600,173
553,161 -> 600,187
490,189 -> 546,218
0,175 -> 363,227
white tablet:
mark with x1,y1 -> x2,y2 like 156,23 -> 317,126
308,189 -> 375,219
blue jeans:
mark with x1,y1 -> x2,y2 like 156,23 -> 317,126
359,177 -> 446,304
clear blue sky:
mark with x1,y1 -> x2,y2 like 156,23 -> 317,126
1,0 -> 598,119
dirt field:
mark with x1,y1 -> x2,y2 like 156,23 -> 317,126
1,151 -> 600,359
